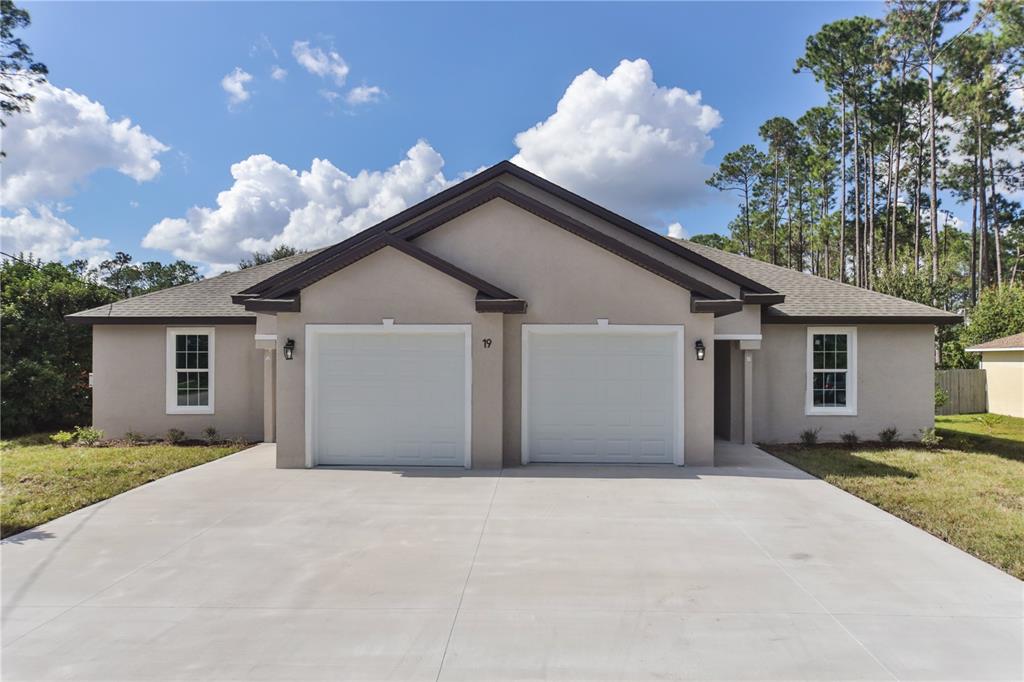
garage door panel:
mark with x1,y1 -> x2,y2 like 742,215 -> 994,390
525,329 -> 680,464
312,329 -> 468,467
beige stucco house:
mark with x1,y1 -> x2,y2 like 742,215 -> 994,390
967,333 -> 1024,418
68,162 -> 961,467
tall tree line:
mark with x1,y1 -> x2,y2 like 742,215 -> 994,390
704,0 -> 1024,314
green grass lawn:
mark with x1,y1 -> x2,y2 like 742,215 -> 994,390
764,414 -> 1024,580
0,435 -> 248,538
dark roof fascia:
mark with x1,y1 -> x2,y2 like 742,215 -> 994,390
691,297 -> 744,316
66,315 -> 256,326
762,311 -> 963,326
237,164 -> 516,298
261,232 -> 520,302
495,162 -> 779,295
242,160 -> 777,299
242,295 -> 301,313
475,295 -> 528,314
397,183 -> 735,301
741,291 -> 786,306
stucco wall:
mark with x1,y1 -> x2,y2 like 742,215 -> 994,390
980,351 -> 1024,418
415,198 -> 717,466
273,247 -> 505,469
752,324 -> 935,443
92,324 -> 264,441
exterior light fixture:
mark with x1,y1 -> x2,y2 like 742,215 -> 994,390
283,338 -> 296,361
695,339 -> 706,361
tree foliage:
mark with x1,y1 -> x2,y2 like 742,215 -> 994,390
92,252 -> 201,298
238,245 -> 304,270
0,0 -> 47,128
0,258 -> 116,435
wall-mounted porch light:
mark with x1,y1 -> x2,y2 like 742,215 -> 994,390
695,339 -> 706,361
283,338 -> 296,361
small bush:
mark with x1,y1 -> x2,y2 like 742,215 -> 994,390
973,413 -> 1001,431
165,428 -> 185,444
799,428 -> 821,446
124,431 -> 144,446
840,431 -> 859,447
918,427 -> 942,450
202,426 -> 219,443
878,426 -> 900,446
72,426 -> 104,446
50,431 -> 74,448
934,385 -> 949,409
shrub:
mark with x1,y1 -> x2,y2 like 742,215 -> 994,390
202,426 -> 218,443
799,428 -> 821,446
918,427 -> 942,450
972,413 -> 1001,432
124,431 -> 144,445
165,428 -> 185,444
840,431 -> 859,447
934,385 -> 949,410
50,431 -> 74,448
72,425 -> 103,446
878,426 -> 900,446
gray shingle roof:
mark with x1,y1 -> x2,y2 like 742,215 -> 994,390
676,239 -> 961,322
66,223 -> 960,324
67,250 -> 321,322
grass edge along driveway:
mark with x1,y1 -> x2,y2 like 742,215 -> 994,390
1,436 -> 249,538
763,414 -> 1024,581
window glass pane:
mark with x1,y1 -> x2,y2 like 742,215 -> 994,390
813,390 -> 824,406
835,373 -> 846,390
835,390 -> 846,406
824,389 -> 835,405
175,352 -> 186,369
824,335 -> 835,351
836,352 -> 847,369
836,335 -> 847,351
176,335 -> 186,352
824,352 -> 835,369
197,352 -> 208,369
813,352 -> 824,369
812,373 -> 823,390
198,335 -> 208,352
813,335 -> 823,351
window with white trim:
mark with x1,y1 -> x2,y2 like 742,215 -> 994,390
166,328 -> 214,414
805,327 -> 856,416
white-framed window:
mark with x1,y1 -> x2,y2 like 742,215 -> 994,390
166,327 -> 215,414
805,326 -> 857,416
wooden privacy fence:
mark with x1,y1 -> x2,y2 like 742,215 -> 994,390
935,369 -> 987,415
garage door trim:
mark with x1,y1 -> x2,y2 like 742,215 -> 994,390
304,323 -> 473,468
521,323 -> 685,466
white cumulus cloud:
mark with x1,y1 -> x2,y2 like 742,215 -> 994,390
142,141 -> 456,271
346,85 -> 384,105
667,222 -> 687,239
1,82 -> 169,209
292,40 -> 349,85
0,206 -> 110,266
221,67 -> 254,107
511,58 -> 722,222
270,65 -> 287,81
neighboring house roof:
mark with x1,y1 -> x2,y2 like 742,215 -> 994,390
66,250 -> 321,324
966,332 -> 1024,352
678,240 -> 962,325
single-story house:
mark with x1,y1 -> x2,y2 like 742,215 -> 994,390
967,333 -> 1024,418
68,161 -> 961,467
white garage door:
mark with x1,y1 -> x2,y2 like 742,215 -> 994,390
523,326 -> 682,464
310,326 -> 470,467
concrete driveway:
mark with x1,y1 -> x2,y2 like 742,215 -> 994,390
2,443 -> 1021,681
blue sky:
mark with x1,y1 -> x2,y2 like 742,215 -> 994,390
5,1 -> 893,272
